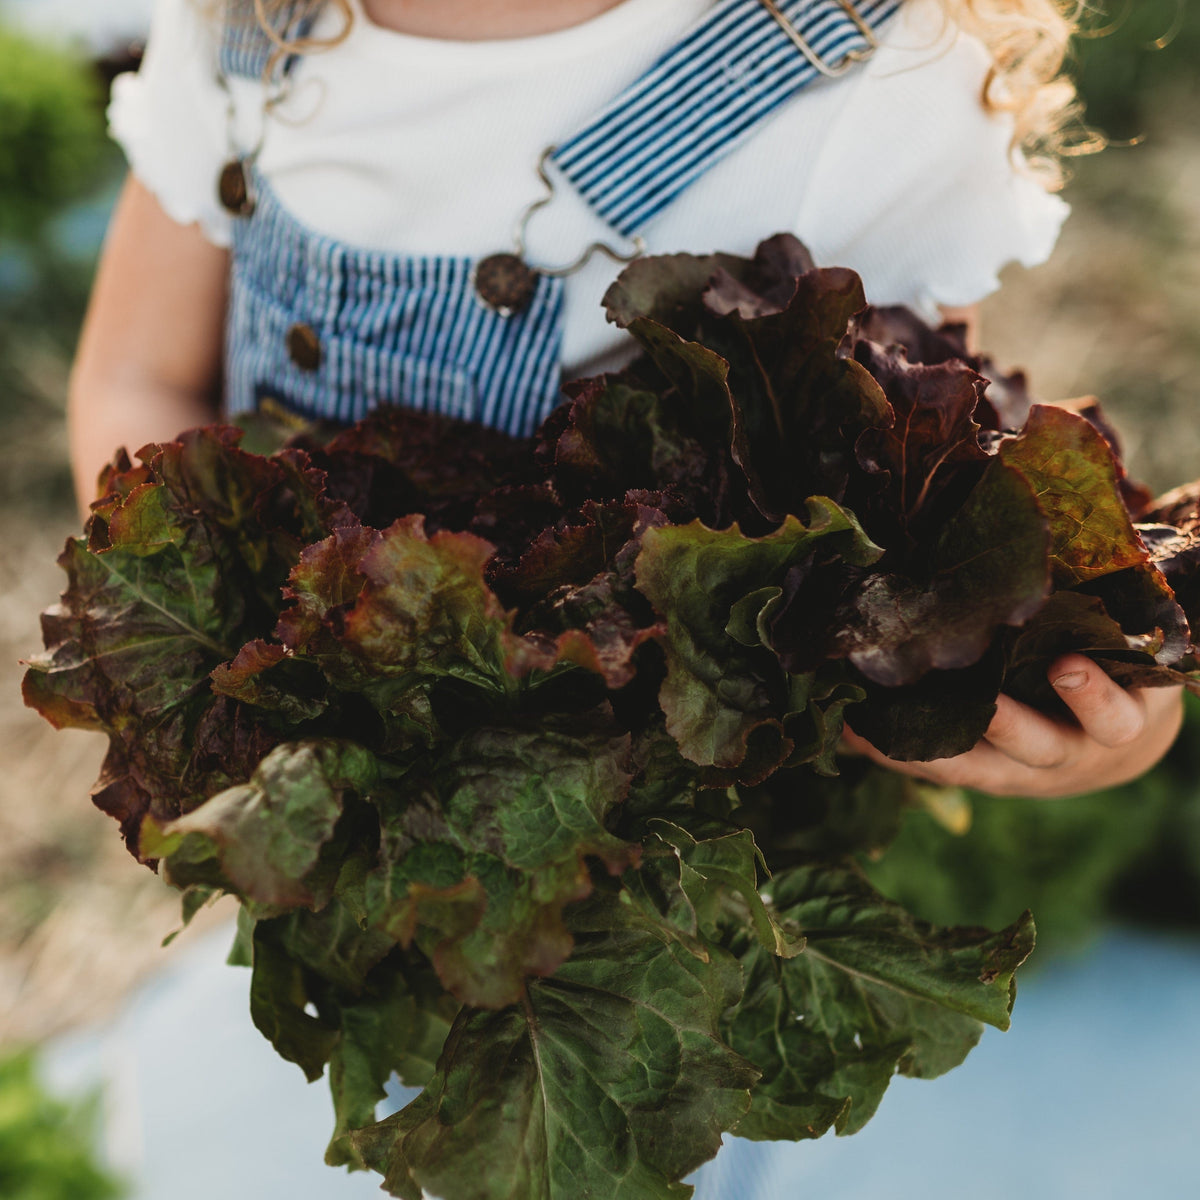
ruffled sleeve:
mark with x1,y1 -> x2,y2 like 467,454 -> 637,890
107,0 -> 234,247
795,0 -> 1070,320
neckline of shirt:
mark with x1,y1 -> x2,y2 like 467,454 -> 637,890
324,0 -> 709,66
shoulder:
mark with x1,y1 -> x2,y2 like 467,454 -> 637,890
791,0 -> 1015,208
132,0 -> 289,58
133,0 -> 224,59
791,0 -> 1069,313
857,0 -> 996,141
800,0 -> 1031,218
107,0 -> 232,246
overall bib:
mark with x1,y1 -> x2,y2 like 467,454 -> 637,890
219,0 -> 900,438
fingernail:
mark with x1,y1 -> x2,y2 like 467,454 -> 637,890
1052,671 -> 1087,691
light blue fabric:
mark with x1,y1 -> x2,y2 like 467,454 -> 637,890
225,172 -> 568,434
42,925 -> 1200,1198
217,0 -> 319,84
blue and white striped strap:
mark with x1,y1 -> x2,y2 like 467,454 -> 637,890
218,0 -> 322,84
552,0 -> 902,237
218,0 -> 901,239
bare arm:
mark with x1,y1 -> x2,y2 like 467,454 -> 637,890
69,174 -> 230,517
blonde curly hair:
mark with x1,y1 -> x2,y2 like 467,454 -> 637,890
249,0 -> 1097,189
945,0 -> 1100,186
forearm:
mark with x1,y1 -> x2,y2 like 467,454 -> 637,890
67,175 -> 231,520
68,373 -> 218,517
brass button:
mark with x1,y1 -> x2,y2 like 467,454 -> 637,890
217,159 -> 255,217
475,253 -> 539,316
286,322 -> 322,372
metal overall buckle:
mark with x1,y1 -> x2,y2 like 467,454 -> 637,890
758,0 -> 880,79
474,148 -> 647,317
215,2 -> 310,218
476,1 -> 882,316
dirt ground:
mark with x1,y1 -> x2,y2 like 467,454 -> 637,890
0,510 -> 236,1046
2,104 -> 1198,1047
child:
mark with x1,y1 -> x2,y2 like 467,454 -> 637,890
70,0 -> 1182,807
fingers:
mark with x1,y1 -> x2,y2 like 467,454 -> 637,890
845,694 -> 1075,777
1125,676 -> 1186,754
983,694 -> 1070,769
1048,654 -> 1145,748
840,727 -> 1049,796
838,724 -> 880,760
842,719 -> 1019,790
840,660 -> 1187,800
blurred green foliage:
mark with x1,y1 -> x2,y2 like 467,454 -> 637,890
0,21 -> 117,509
1075,0 -> 1200,137
0,24 -> 107,244
864,693 -> 1200,956
0,1050 -> 126,1200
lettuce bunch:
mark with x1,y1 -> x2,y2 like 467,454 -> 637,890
24,236 -> 1200,1199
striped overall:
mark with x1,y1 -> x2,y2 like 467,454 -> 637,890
220,0 -> 900,438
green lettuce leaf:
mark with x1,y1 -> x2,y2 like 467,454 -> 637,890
641,820 -> 805,959
362,713 -> 640,1008
325,958 -> 460,1168
352,877 -> 758,1200
22,426 -> 366,858
634,500 -> 881,774
141,740 -> 380,915
724,862 -> 1034,1140
999,404 -> 1149,586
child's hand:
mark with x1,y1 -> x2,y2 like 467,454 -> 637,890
842,654 -> 1185,799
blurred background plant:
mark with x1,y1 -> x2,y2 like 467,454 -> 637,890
1074,0 -> 1199,135
862,693 -> 1200,956
0,1048 -> 127,1200
0,25 -> 106,241
0,17 -> 115,510
0,0 -> 1197,1090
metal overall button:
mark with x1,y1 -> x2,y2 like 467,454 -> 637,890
218,159 -> 256,217
474,253 -> 540,317
286,322 -> 323,372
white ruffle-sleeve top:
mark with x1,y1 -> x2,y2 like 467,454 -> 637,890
108,0 -> 1069,377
